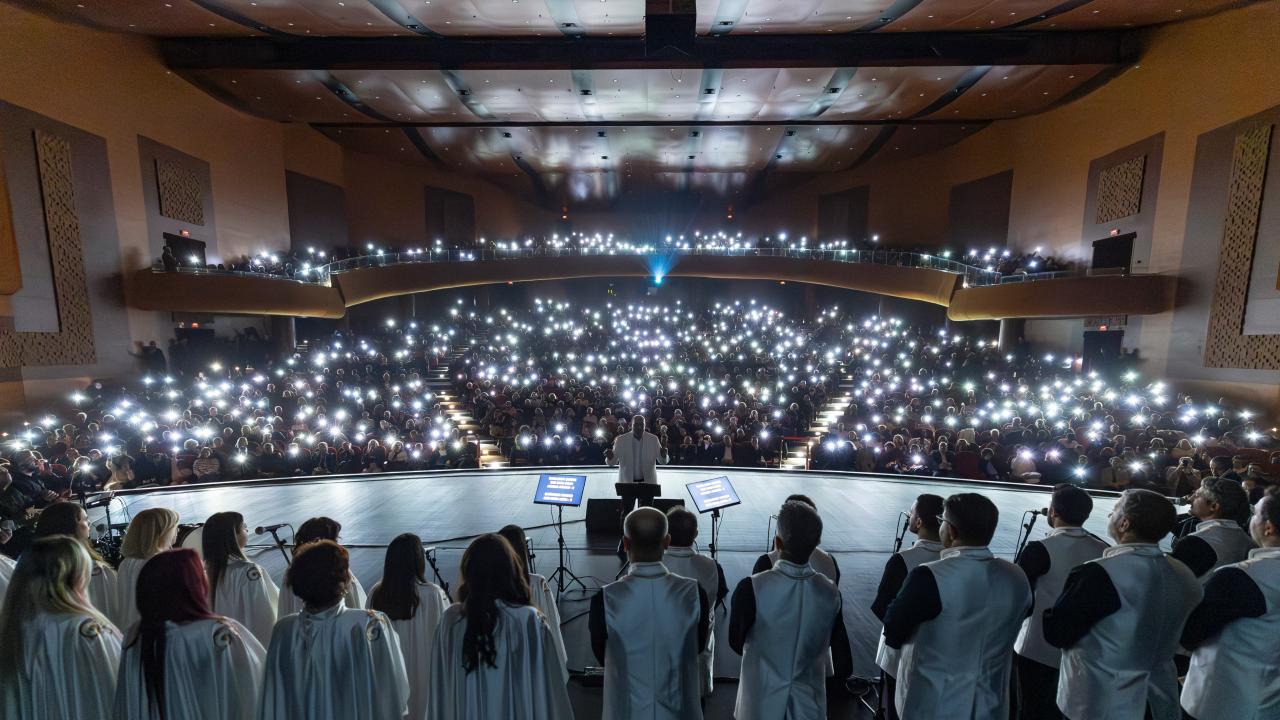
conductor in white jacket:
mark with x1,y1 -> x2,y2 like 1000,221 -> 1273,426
607,415 -> 668,488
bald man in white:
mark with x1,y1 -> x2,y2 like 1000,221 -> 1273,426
590,507 -> 710,720
608,415 -> 667,486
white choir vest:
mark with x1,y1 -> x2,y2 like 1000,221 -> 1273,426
1014,528 -> 1109,669
662,547 -> 720,697
1189,519 -> 1257,580
1181,547 -> 1280,720
875,539 -> 943,677
1056,543 -> 1202,720
896,546 -> 1031,720
601,561 -> 702,720
735,560 -> 841,720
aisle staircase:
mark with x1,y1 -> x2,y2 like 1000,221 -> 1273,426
422,343 -> 507,468
781,377 -> 856,470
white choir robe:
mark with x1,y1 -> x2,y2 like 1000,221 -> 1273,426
367,580 -> 450,720
527,572 -> 568,670
115,556 -> 151,633
259,602 -> 409,720
88,561 -> 119,626
662,546 -> 720,697
427,602 -> 572,720
0,553 -> 15,613
113,617 -> 266,720
212,559 -> 280,648
0,612 -> 122,720
277,571 -> 366,618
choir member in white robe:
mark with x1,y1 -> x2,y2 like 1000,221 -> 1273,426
368,533 -> 451,720
112,549 -> 266,720
498,524 -> 568,669
660,507 -> 728,698
203,511 -> 279,646
260,540 -> 409,720
115,508 -> 181,632
35,501 -> 118,622
0,536 -> 122,720
274,515 -> 366,618
730,501 -> 843,720
589,508 -> 709,720
427,534 -> 572,720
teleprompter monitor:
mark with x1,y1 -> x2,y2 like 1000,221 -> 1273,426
685,476 -> 742,514
534,473 -> 587,507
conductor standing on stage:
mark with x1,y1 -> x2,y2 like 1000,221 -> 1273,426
607,415 -> 667,487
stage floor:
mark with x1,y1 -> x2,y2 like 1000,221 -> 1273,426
95,467 -> 1120,717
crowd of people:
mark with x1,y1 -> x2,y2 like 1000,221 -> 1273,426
1,481 -> 1277,719
2,294 -> 1277,560
154,231 -> 1083,285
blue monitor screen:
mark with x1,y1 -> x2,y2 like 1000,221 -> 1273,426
685,476 -> 741,514
533,473 -> 587,506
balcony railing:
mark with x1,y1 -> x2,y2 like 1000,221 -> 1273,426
153,246 -> 1078,288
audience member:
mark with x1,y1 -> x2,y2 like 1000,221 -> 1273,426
729,500 -> 842,720
590,507 -> 709,720
1044,488 -> 1202,720
427,534 -> 571,720
113,548 -> 265,719
260,540 -> 408,720
883,493 -> 1031,719
368,533 -> 451,720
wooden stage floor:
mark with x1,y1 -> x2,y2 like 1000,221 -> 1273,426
95,467 -> 1120,718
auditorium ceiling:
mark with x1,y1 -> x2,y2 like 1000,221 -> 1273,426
11,0 -> 1252,207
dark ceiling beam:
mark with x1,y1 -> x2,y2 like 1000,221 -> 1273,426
308,118 -> 989,129
160,30 -> 1138,71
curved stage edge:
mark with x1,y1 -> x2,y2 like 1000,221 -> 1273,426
93,466 -> 1120,684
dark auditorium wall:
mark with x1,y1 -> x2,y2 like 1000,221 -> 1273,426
757,2 -> 1280,413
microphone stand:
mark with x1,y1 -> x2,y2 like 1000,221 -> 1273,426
892,511 -> 910,554
265,527 -> 292,566
549,504 -> 588,599
1014,510 -> 1039,563
423,546 -> 450,596
708,508 -> 722,560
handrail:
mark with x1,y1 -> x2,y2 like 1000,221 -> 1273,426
150,246 -> 1086,287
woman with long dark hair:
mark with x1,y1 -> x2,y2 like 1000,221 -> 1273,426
496,524 -> 567,669
261,540 -> 408,720
427,534 -> 571,720
117,508 -> 180,632
0,536 -> 121,719
35,500 -> 118,621
276,516 -> 366,618
113,549 -> 265,720
367,533 -> 450,720
202,511 -> 279,646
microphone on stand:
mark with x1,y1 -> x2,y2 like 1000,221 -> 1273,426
255,523 -> 289,534
423,545 -> 450,596
255,523 -> 293,565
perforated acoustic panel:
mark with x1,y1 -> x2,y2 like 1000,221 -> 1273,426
1203,123 -> 1280,370
1095,154 -> 1146,224
0,129 -> 96,369
156,158 -> 205,225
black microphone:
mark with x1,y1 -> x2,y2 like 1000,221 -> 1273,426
1030,507 -> 1050,516
255,523 -> 288,534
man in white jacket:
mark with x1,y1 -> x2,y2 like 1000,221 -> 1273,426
608,415 -> 668,490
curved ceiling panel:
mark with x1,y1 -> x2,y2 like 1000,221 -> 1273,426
924,64 -> 1110,120
824,66 -> 976,120
887,0 -> 1064,31
1015,0 -> 1243,30
186,69 -> 364,122
223,0 -> 410,36
696,0 -> 896,35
